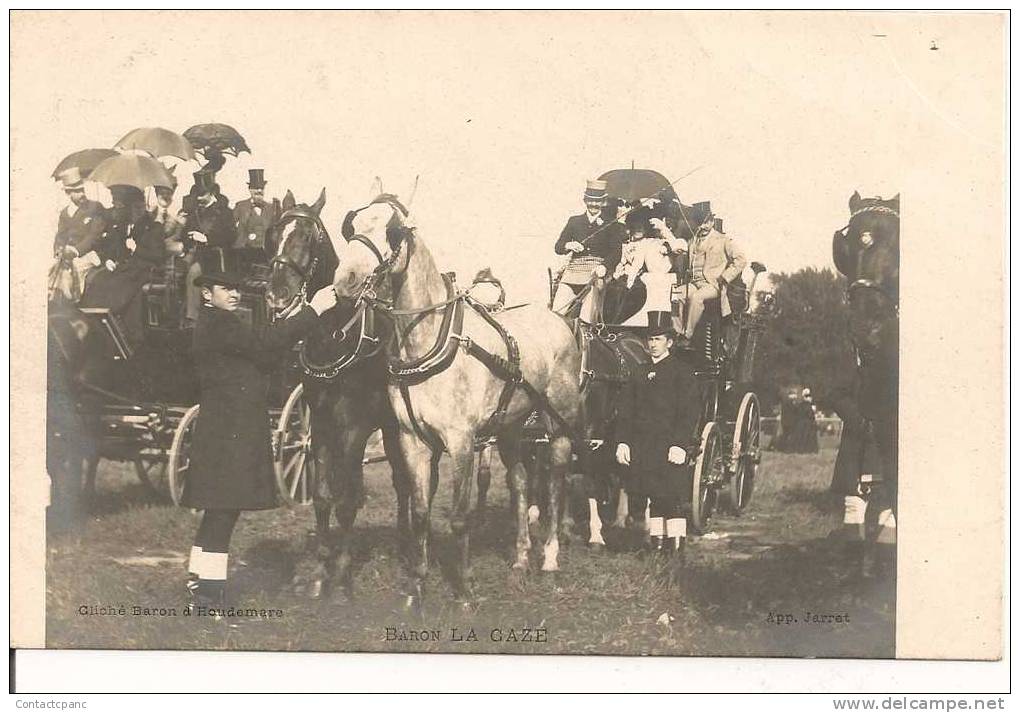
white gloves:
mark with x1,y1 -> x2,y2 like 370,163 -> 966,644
616,444 -> 687,466
308,285 -> 338,315
189,231 -> 208,244
616,443 -> 631,466
668,446 -> 687,465
565,240 -> 585,254
125,238 -> 137,253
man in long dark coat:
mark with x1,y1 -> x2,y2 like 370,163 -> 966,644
615,311 -> 701,557
182,271 -> 337,611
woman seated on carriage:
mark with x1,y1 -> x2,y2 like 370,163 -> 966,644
602,206 -> 688,325
79,185 -> 169,345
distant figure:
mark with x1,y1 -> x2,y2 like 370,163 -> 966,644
772,388 -> 819,453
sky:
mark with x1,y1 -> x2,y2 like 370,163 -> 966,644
12,11 -> 1004,303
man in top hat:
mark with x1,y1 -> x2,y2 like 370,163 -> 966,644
233,169 -> 280,257
614,311 -> 701,558
181,171 -> 237,325
182,269 -> 337,614
551,179 -> 627,318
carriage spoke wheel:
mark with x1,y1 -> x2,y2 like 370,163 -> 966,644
167,404 -> 200,507
727,392 -> 761,513
274,383 -> 315,506
134,450 -> 168,499
690,421 -> 722,535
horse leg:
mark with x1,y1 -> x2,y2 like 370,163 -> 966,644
332,428 -> 371,600
381,422 -> 411,558
306,436 -> 336,599
499,432 -> 531,570
542,435 -> 571,572
399,431 -> 436,612
475,442 -> 492,519
447,433 -> 478,605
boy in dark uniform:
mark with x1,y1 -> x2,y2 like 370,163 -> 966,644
183,271 -> 337,611
614,311 -> 701,557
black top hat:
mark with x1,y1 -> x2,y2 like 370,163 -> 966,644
645,311 -> 675,337
193,271 -> 245,290
192,170 -> 218,194
247,168 -> 267,189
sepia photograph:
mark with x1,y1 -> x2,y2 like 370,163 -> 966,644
9,9 -> 1006,687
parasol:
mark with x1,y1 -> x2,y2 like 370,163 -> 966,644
52,148 -> 119,179
183,123 -> 251,157
114,127 -> 196,161
598,168 -> 676,203
89,153 -> 175,191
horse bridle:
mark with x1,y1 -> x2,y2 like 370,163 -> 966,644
837,203 -> 900,315
270,206 -> 330,289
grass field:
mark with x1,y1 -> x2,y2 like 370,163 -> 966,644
46,438 -> 894,657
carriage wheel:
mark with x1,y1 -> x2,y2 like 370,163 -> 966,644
690,421 -> 722,535
167,404 -> 200,507
727,392 -> 762,513
274,383 -> 315,506
134,451 -> 168,499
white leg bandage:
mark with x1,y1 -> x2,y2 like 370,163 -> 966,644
843,495 -> 867,525
587,498 -> 605,545
876,509 -> 897,545
666,518 -> 686,539
648,516 -> 665,538
188,546 -> 205,576
204,552 -> 229,581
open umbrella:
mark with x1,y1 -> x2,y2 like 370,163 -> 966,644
52,148 -> 120,179
183,123 -> 250,157
598,168 -> 676,203
115,127 -> 196,161
89,153 -> 175,191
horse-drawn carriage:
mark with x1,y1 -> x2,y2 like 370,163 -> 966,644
552,168 -> 768,535
47,248 -> 317,509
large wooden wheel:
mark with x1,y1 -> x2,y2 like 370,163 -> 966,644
726,392 -> 761,513
273,383 -> 315,505
167,404 -> 200,506
690,421 -> 722,535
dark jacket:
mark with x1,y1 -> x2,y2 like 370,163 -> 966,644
183,194 -> 235,251
554,213 -> 626,273
615,352 -> 701,499
181,304 -> 319,510
233,198 -> 280,253
53,200 -> 107,256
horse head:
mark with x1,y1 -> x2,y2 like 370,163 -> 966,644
334,193 -> 413,299
266,187 -> 336,314
833,191 -> 900,359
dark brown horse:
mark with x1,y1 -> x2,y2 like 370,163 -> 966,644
265,189 -> 412,600
831,191 -> 899,554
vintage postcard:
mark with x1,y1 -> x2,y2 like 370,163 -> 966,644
9,10 -> 1006,672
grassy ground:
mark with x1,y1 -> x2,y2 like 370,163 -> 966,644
46,437 -> 894,656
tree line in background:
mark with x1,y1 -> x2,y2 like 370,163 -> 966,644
750,267 -> 857,415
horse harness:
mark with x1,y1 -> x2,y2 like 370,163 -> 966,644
837,202 -> 900,318
346,199 -> 577,453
